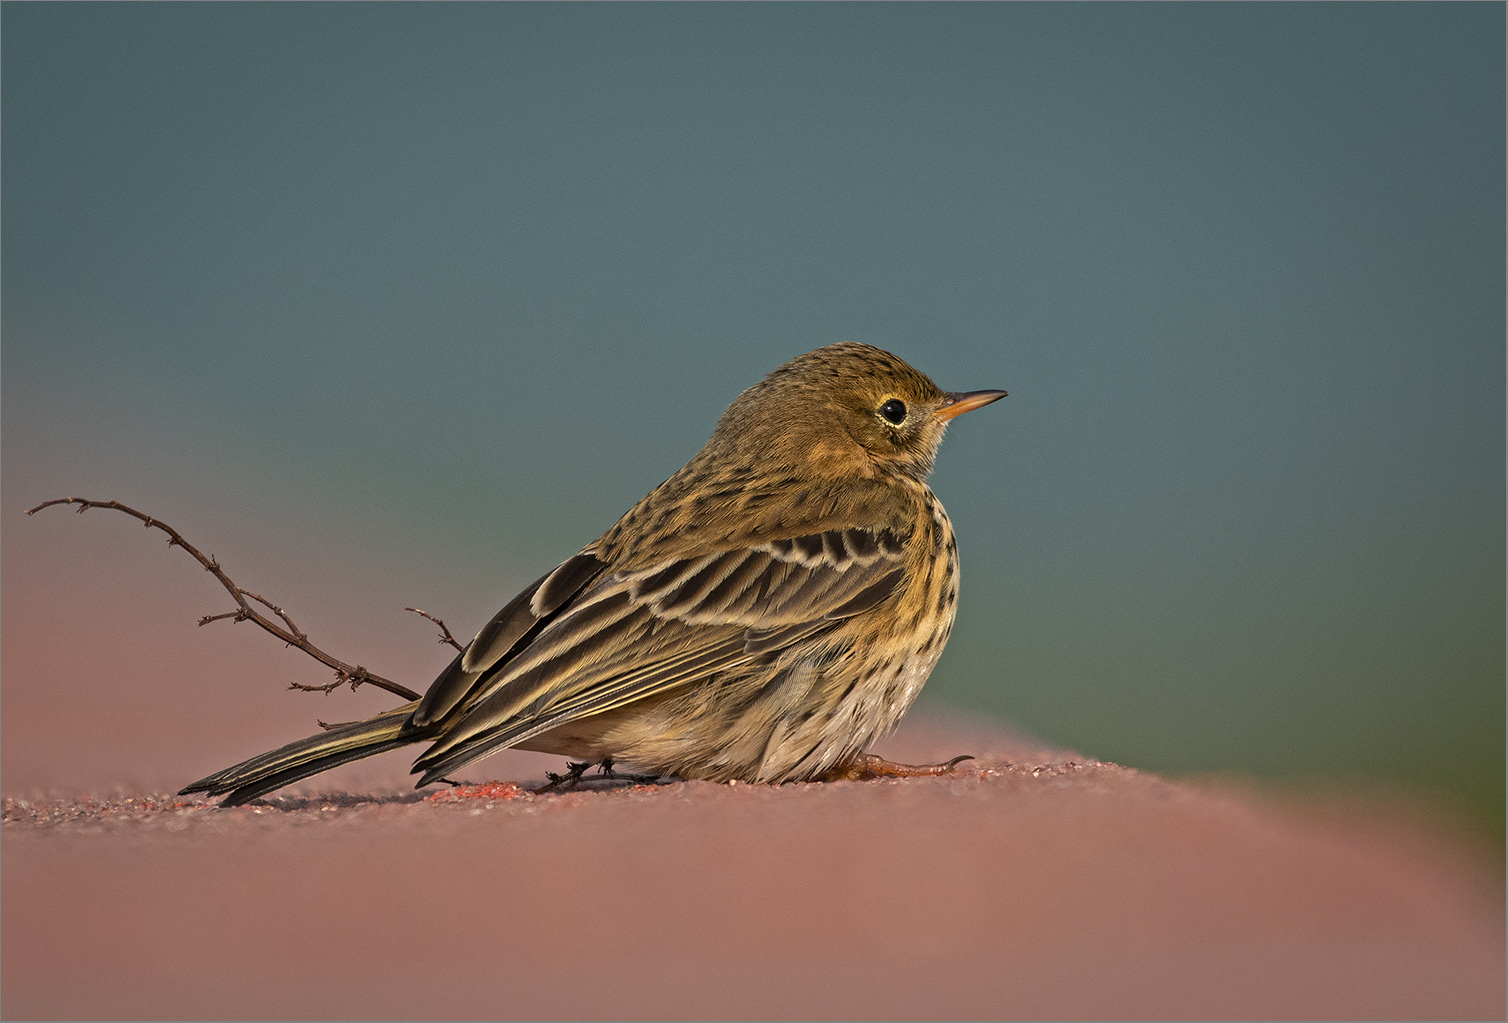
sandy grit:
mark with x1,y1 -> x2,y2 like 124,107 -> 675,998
2,716 -> 1501,1021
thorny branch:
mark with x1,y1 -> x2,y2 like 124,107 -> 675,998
28,497 -> 424,703
404,606 -> 465,652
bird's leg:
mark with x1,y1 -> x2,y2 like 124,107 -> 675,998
822,752 -> 975,781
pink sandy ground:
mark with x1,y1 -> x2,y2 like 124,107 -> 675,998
3,520 -> 1503,1019
3,715 -> 1503,1021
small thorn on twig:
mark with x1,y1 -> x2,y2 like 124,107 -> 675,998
288,680 -> 342,694
198,611 -> 242,627
30,496 -> 426,704
404,607 -> 464,652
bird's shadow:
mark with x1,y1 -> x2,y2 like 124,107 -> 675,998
239,774 -> 681,811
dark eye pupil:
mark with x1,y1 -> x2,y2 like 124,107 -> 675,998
879,398 -> 907,425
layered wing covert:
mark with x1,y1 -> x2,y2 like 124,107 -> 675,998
409,524 -> 908,782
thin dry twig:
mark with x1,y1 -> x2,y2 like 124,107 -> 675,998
404,606 -> 465,652
28,497 -> 423,703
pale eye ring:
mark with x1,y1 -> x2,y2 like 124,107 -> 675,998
878,398 -> 908,425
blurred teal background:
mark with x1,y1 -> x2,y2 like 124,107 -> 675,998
4,4 -> 1502,830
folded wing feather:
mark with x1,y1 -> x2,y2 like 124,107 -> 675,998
408,524 -> 908,780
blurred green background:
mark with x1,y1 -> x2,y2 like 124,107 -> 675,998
4,4 -> 1502,830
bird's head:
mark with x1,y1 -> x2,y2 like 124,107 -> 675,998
708,342 -> 1006,484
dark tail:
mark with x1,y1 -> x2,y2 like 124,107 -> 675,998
179,701 -> 426,806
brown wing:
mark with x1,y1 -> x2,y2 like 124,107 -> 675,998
408,525 -> 907,784
412,552 -> 604,728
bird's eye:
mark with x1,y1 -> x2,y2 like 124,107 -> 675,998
878,398 -> 908,425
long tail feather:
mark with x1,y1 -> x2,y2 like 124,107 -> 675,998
180,701 -> 425,806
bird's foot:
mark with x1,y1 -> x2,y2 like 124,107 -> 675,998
597,758 -> 665,785
822,752 -> 975,781
534,759 -> 595,793
534,758 -> 664,793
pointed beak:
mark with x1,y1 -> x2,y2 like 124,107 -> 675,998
936,389 -> 1008,421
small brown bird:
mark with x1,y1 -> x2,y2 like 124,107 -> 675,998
183,343 -> 1006,804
